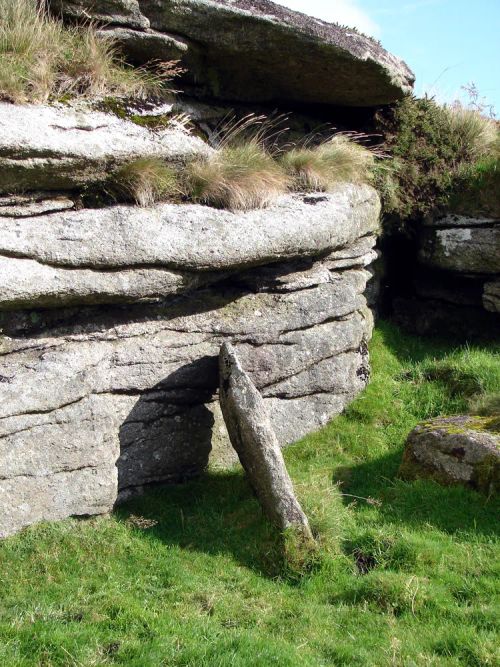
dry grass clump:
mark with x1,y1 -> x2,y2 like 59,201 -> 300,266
111,158 -> 180,207
186,141 -> 289,211
0,0 -> 162,103
445,104 -> 499,161
280,135 -> 376,192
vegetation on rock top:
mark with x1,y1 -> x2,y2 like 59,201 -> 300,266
0,0 -> 166,104
280,134 -> 377,192
375,95 -> 499,229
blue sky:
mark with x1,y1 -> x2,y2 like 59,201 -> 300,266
276,0 -> 500,114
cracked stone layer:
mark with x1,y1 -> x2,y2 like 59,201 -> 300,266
50,0 -> 151,29
0,466 -> 118,541
137,0 -> 413,107
0,185 -> 379,537
400,214 -> 500,338
97,27 -> 190,64
0,256 -> 224,310
0,102 -> 211,195
0,185 -> 379,281
0,253 -> 374,537
50,0 -> 413,107
419,216 -> 500,275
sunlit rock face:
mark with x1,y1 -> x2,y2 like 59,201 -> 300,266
0,0 -> 394,539
0,184 -> 380,538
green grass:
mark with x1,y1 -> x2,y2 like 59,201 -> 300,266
0,322 -> 499,666
375,95 -> 500,225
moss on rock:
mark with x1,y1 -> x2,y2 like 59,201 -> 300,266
399,415 -> 499,495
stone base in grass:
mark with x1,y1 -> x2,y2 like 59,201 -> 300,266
399,415 -> 500,495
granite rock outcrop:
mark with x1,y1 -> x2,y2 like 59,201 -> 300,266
0,182 -> 380,538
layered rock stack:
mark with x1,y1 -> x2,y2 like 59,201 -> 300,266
0,103 -> 381,538
395,214 -> 500,338
49,0 -> 414,107
0,0 -> 416,538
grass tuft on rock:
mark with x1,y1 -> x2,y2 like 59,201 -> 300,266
111,158 -> 180,207
0,0 -> 163,103
280,134 -> 376,192
186,141 -> 289,211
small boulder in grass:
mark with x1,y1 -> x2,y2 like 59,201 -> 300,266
399,415 -> 500,495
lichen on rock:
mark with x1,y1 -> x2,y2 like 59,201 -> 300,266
399,415 -> 500,495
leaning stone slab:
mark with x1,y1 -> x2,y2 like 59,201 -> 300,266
140,0 -> 414,107
0,102 -> 211,194
219,343 -> 313,538
399,415 -> 500,495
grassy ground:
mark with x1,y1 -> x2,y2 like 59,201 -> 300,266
0,322 -> 499,666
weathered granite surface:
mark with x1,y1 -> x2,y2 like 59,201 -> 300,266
143,0 -> 414,106
51,0 -> 413,107
0,190 -> 379,538
0,186 -> 379,309
0,102 -> 210,194
400,416 -> 500,495
97,26 -> 189,64
419,215 -> 500,275
0,185 -> 378,270
50,0 -> 150,29
219,343 -> 313,538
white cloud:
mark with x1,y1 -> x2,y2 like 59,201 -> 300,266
275,0 -> 381,38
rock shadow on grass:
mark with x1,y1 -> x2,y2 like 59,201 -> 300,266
333,450 -> 500,538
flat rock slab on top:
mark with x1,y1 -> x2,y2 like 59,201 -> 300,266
0,102 -> 210,194
400,415 -> 500,495
140,0 -> 414,107
0,186 -> 379,308
0,185 -> 380,271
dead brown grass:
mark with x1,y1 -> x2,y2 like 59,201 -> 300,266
0,0 -> 163,103
280,135 -> 376,192
186,142 -> 289,211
